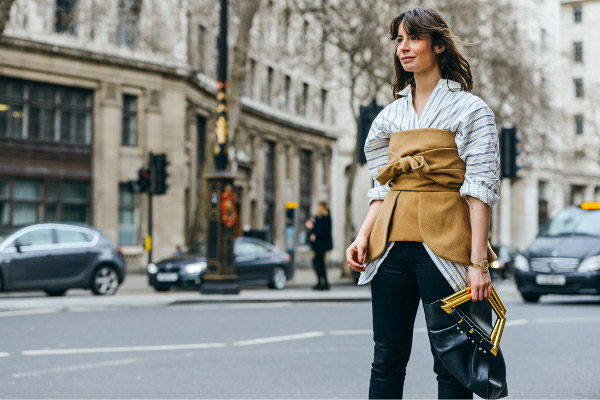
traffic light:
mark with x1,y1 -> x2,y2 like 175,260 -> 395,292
150,153 -> 170,195
138,167 -> 151,192
357,99 -> 384,165
500,127 -> 521,179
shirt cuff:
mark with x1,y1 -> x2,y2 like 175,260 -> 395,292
367,185 -> 390,204
460,181 -> 499,207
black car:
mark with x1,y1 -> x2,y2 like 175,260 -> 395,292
147,237 -> 293,291
0,223 -> 126,296
514,203 -> 600,303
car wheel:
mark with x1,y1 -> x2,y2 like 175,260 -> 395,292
269,266 -> 287,290
521,292 -> 541,303
153,285 -> 171,292
91,265 -> 120,296
44,289 -> 67,297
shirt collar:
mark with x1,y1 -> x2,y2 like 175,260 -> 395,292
396,78 -> 462,97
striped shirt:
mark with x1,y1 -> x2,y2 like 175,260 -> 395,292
358,78 -> 500,291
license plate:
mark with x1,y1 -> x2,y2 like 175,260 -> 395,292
156,272 -> 178,282
536,274 -> 566,285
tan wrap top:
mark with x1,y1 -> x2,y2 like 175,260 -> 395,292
364,128 -> 496,265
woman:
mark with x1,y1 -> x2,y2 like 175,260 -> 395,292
345,7 -> 500,400
307,201 -> 333,290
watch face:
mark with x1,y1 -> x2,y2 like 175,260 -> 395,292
481,260 -> 489,271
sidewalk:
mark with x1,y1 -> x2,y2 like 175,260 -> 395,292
119,266 -> 356,294
0,267 -> 521,311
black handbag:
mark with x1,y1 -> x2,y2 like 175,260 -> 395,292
423,286 -> 508,400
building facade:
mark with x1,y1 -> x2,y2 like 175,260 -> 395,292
0,0 -> 340,270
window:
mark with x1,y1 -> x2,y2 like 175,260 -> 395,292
118,184 -> 139,245
302,20 -> 308,54
320,89 -> 327,123
574,78 -> 584,98
573,41 -> 583,62
299,83 -> 308,117
13,180 -> 42,226
266,67 -> 274,106
538,180 -> 549,229
56,228 -> 91,244
118,0 -> 140,48
299,149 -> 312,245
575,114 -> 584,135
62,182 -> 89,222
573,5 -> 582,23
55,0 -> 78,34
197,24 -> 206,72
264,140 -> 276,243
248,59 -> 257,99
0,77 -> 92,144
282,8 -> 290,48
284,75 -> 291,112
122,95 -> 137,146
0,179 -> 90,238
17,229 -> 54,247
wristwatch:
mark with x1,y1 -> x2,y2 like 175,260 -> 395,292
469,259 -> 489,273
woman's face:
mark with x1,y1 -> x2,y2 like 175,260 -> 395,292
396,22 -> 442,75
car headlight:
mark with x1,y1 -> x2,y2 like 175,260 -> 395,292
491,260 -> 501,269
147,263 -> 158,274
578,256 -> 600,273
183,262 -> 207,275
514,254 -> 529,272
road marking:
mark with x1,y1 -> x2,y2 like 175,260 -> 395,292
22,342 -> 227,356
532,316 -> 600,324
0,352 -> 10,358
225,302 -> 292,309
233,331 -> 325,346
505,319 -> 529,327
329,329 -> 372,335
11,358 -> 144,378
0,308 -> 59,318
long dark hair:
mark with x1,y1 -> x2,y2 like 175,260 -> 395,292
390,7 -> 473,99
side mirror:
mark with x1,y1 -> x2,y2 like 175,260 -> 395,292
15,238 -> 31,253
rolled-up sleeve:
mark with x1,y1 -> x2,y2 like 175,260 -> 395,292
364,106 -> 393,204
456,100 -> 500,207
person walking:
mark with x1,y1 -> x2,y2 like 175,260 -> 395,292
346,7 -> 500,399
307,201 -> 333,290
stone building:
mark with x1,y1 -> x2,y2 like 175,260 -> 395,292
0,0 -> 340,270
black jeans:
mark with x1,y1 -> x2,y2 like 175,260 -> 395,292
312,250 -> 329,288
369,241 -> 472,400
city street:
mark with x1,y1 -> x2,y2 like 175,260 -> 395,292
0,284 -> 598,399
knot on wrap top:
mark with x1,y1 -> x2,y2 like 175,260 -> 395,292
364,128 -> 496,265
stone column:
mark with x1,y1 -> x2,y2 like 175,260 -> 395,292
274,140 -> 286,249
93,83 -> 121,243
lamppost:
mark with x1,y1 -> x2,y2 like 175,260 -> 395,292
199,0 -> 240,294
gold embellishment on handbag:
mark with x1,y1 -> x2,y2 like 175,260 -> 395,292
440,285 -> 506,356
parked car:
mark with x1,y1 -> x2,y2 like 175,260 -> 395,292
0,223 -> 126,296
147,237 -> 292,291
514,203 -> 600,303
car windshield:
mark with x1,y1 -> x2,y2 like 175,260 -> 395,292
187,242 -> 206,256
539,208 -> 600,238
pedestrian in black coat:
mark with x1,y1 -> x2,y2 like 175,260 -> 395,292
305,201 -> 333,290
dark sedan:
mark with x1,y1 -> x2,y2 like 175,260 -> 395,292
147,237 -> 293,291
514,204 -> 600,302
0,223 -> 126,296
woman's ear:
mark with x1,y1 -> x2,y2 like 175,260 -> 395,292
434,44 -> 446,54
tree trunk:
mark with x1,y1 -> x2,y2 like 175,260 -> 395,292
0,0 -> 15,37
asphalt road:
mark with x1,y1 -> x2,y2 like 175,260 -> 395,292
1,294 -> 599,399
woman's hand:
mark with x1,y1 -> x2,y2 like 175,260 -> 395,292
467,266 -> 492,301
346,235 -> 368,272
305,219 -> 314,230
